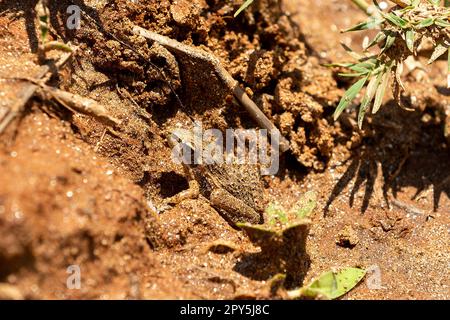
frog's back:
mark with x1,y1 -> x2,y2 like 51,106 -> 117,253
203,163 -> 265,214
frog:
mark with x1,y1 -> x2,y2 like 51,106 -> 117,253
162,127 -> 265,226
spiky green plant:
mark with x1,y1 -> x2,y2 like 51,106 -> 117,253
332,0 -> 450,128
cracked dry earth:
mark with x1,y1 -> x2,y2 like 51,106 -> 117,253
0,0 -> 448,299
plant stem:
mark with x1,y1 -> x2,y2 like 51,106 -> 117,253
350,0 -> 371,14
389,0 -> 409,8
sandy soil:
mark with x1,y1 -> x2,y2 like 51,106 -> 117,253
0,0 -> 448,299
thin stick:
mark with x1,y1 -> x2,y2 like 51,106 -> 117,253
132,26 -> 290,152
389,197 -> 424,216
0,51 -> 73,134
350,0 -> 371,15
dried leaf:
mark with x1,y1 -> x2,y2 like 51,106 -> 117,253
373,68 -> 391,114
358,73 -> 382,128
428,42 -> 449,64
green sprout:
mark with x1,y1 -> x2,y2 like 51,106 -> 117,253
35,0 -> 73,61
242,191 -> 316,233
237,191 -> 316,249
331,0 -> 450,128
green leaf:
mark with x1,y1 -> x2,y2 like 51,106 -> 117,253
372,68 -> 391,114
43,41 -> 73,53
349,61 -> 376,73
381,31 -> 397,54
416,17 -> 434,29
323,62 -> 354,68
358,73 -> 382,128
334,77 -> 368,120
385,12 -> 408,28
297,268 -> 366,300
338,72 -> 368,77
343,18 -> 384,32
364,31 -> 386,51
234,0 -> 254,17
405,29 -> 415,53
435,18 -> 450,28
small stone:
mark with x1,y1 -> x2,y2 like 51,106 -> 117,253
336,225 -> 359,248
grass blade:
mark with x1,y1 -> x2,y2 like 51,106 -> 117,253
385,12 -> 408,28
416,17 -> 434,29
338,72 -> 368,77
234,0 -> 254,17
341,43 -> 366,60
334,76 -> 368,120
427,0 -> 441,6
435,18 -> 450,27
381,31 -> 397,54
343,18 -> 384,32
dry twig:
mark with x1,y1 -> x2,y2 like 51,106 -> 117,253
132,26 -> 290,153
0,51 -> 73,134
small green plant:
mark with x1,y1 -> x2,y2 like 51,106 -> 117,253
331,0 -> 450,128
237,191 -> 316,242
36,0 -> 72,61
239,193 -> 365,300
287,267 -> 367,300
265,191 -> 316,227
